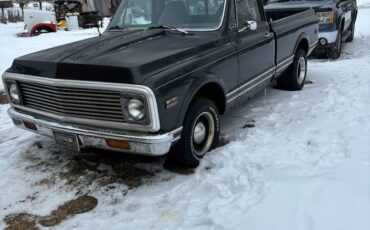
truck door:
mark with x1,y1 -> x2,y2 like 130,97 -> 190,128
228,0 -> 275,104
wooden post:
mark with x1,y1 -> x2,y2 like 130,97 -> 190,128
20,1 -> 25,21
1,6 -> 6,24
0,1 -> 13,24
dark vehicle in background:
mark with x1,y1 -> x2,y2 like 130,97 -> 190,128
3,0 -> 318,168
266,0 -> 358,59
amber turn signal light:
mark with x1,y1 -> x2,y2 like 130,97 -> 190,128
105,139 -> 130,150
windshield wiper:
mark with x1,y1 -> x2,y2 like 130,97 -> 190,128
107,25 -> 130,31
147,25 -> 189,34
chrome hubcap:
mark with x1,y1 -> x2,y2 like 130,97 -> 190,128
193,122 -> 206,144
297,57 -> 306,84
192,112 -> 215,157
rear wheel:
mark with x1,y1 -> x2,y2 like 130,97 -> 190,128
328,29 -> 343,59
167,98 -> 220,168
276,49 -> 307,91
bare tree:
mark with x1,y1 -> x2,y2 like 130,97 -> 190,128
38,0 -> 42,10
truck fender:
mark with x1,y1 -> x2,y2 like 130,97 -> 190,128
176,76 -> 227,127
293,33 -> 309,55
30,23 -> 57,36
338,16 -> 345,31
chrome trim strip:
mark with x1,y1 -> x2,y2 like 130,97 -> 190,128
108,0 -> 228,32
3,72 -> 161,132
171,127 -> 183,142
226,55 -> 294,104
227,67 -> 275,100
308,41 -> 318,55
182,0 -> 227,32
276,56 -> 294,68
8,108 -> 181,156
238,74 -> 272,97
276,61 -> 292,73
309,41 -> 318,49
276,56 -> 294,73
227,67 -> 275,103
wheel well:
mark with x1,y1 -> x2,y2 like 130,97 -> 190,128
35,26 -> 52,32
296,38 -> 309,54
192,82 -> 226,114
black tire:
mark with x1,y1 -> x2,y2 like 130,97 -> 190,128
167,98 -> 220,168
346,22 -> 355,42
276,49 -> 307,91
328,28 -> 343,59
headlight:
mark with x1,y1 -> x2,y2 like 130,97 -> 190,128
127,98 -> 146,121
9,83 -> 20,101
316,11 -> 334,24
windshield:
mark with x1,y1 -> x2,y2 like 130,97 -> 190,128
109,0 -> 226,31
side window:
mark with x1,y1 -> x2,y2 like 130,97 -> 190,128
236,0 -> 262,27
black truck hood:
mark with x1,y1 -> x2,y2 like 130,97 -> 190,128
9,29 -> 220,84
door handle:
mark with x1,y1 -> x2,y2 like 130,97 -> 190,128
264,32 -> 273,38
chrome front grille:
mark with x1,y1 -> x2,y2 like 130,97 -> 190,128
18,82 -> 125,122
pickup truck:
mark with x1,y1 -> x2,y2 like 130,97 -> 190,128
266,0 -> 358,59
2,0 -> 318,168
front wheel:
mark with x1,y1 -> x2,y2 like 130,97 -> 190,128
276,49 -> 307,91
167,98 -> 220,168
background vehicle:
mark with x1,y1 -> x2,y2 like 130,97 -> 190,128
24,9 -> 57,36
266,0 -> 358,59
3,0 -> 318,168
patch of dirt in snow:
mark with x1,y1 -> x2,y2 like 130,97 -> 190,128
0,91 -> 8,104
4,195 -> 97,230
243,120 -> 256,129
24,144 -> 160,194
58,151 -> 156,191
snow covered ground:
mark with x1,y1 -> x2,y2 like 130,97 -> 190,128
1,2 -> 370,229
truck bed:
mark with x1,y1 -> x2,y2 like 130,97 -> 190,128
265,7 -> 318,69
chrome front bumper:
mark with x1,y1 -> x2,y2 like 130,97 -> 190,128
8,108 -> 182,156
319,30 -> 338,44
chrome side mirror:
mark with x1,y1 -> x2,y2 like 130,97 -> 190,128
238,20 -> 257,32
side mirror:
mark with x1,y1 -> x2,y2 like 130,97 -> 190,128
238,20 -> 257,32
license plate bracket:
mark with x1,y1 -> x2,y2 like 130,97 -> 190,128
53,131 -> 80,151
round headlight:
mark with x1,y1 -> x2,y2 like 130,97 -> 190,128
127,98 -> 146,121
9,84 -> 19,101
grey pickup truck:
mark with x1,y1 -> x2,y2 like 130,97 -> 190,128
266,0 -> 358,59
3,0 -> 318,167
